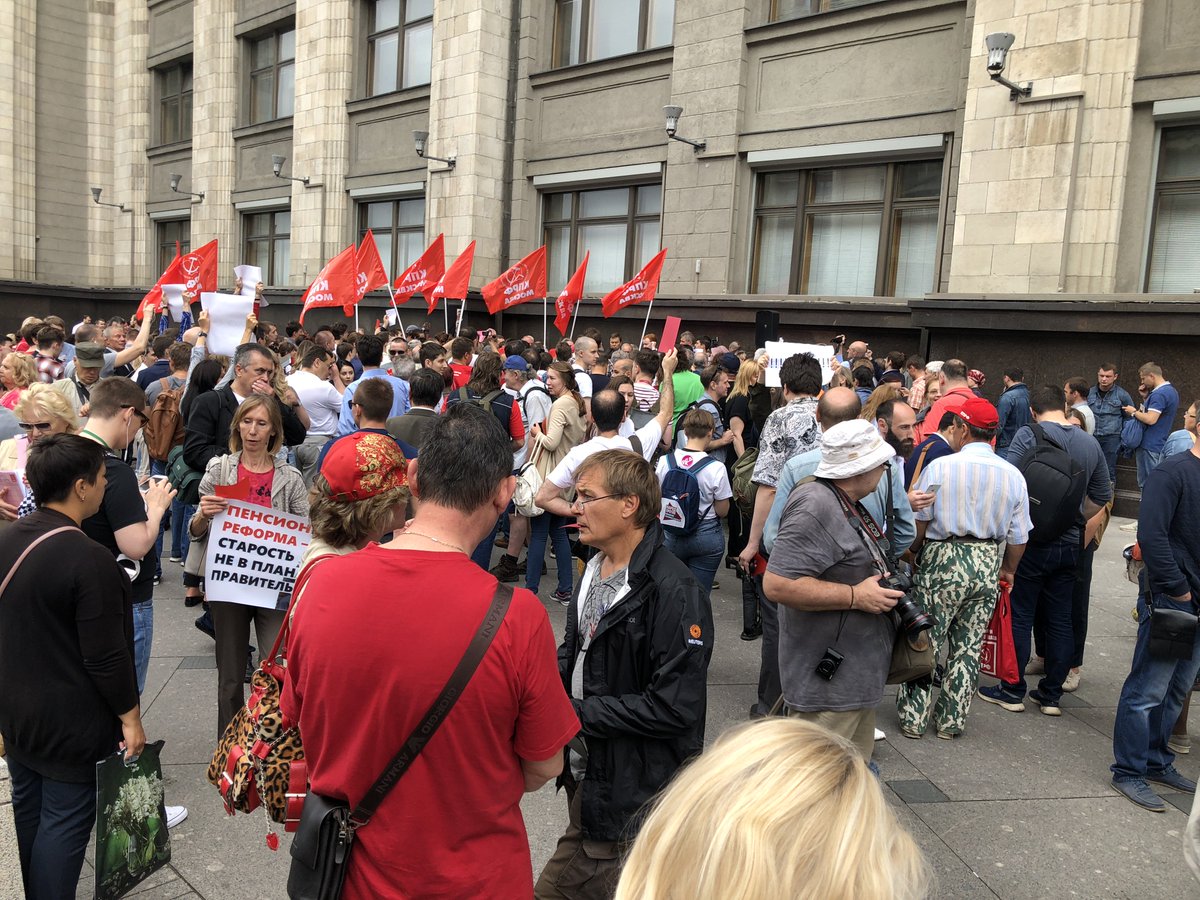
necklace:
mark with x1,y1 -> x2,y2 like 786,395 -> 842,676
402,530 -> 469,555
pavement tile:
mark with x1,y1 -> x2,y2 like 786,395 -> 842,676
178,656 -> 218,670
889,779 -> 951,804
885,792 -> 1002,899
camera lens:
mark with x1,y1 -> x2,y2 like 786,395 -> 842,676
895,595 -> 934,637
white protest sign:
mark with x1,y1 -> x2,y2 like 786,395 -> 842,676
161,284 -> 187,322
204,499 -> 312,610
763,341 -> 838,388
234,265 -> 265,306
384,308 -> 399,327
200,292 -> 255,357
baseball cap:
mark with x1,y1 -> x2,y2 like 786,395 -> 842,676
717,352 -> 741,374
75,342 -> 106,369
503,356 -> 529,371
318,432 -> 409,502
955,396 -> 999,429
879,370 -> 904,384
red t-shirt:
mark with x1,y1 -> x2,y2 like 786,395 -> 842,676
237,462 -> 274,507
914,385 -> 974,443
281,547 -> 579,899
449,362 -> 472,390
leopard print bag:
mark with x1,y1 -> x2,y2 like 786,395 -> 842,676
207,556 -> 331,832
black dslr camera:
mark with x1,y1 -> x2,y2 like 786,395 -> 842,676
880,569 -> 934,639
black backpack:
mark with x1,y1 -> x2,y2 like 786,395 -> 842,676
1017,424 -> 1087,544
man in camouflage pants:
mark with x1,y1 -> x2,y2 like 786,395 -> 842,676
896,397 -> 1032,739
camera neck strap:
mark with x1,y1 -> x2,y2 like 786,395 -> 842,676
818,478 -> 892,575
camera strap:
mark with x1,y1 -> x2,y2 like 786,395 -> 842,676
818,479 -> 891,575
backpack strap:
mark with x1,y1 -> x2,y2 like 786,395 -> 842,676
629,434 -> 642,458
910,442 -> 934,485
457,386 -> 471,404
158,377 -> 171,393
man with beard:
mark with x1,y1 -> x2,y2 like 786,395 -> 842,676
874,397 -> 917,461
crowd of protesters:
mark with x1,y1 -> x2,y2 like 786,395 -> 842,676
0,298 -> 1198,899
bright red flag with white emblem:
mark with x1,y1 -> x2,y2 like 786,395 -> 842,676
482,246 -> 547,315
137,239 -> 218,320
601,248 -> 666,318
393,234 -> 445,306
354,230 -> 390,310
553,252 -> 589,336
428,241 -> 476,315
299,244 -> 358,324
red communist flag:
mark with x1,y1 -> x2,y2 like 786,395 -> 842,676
393,234 -> 445,305
428,240 -> 476,315
299,244 -> 358,324
601,248 -> 667,318
353,230 -> 389,311
482,245 -> 546,315
137,239 -> 219,320
554,252 -> 589,336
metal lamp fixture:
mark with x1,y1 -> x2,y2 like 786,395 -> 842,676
169,172 -> 205,203
985,33 -> 1033,101
90,187 -> 127,211
413,131 -> 455,171
271,154 -> 310,185
663,105 -> 706,153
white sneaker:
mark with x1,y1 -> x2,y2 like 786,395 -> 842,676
1025,656 -> 1045,676
874,728 -> 886,741
165,805 -> 188,829
1119,521 -> 1139,533
1062,669 -> 1081,692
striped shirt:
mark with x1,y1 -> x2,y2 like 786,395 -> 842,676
914,442 -> 1032,544
633,380 -> 659,412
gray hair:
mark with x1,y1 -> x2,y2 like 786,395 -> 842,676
234,342 -> 273,369
611,349 -> 633,362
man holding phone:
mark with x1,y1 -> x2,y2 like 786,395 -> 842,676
897,397 -> 1031,740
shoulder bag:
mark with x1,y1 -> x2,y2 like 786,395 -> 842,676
513,441 -> 546,517
287,582 -> 514,900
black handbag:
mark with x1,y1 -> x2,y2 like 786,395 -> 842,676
1147,598 -> 1198,661
287,583 -> 513,900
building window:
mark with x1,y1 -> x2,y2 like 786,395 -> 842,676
358,197 -> 426,278
750,160 -> 941,298
157,220 -> 191,274
543,184 -> 661,294
1146,124 -> 1200,292
157,62 -> 193,145
553,0 -> 673,68
770,0 -> 880,21
249,29 -> 296,123
368,0 -> 433,95
243,211 -> 291,285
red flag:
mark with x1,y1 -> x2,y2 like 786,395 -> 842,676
601,248 -> 667,318
354,230 -> 390,310
298,244 -> 358,324
482,246 -> 546,315
554,252 -> 589,336
136,239 -> 219,320
393,234 -> 445,305
428,241 -> 476,315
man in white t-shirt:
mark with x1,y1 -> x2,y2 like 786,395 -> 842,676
571,336 -> 599,414
535,350 -> 678,518
287,346 -> 346,485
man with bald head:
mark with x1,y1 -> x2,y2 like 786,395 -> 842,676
572,336 -> 599,414
914,358 -> 974,443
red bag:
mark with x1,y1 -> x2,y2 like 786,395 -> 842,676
980,582 -> 1019,683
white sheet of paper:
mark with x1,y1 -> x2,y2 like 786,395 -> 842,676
161,284 -> 187,322
234,264 -> 267,306
200,292 -> 255,357
763,341 -> 838,388
384,308 -> 399,327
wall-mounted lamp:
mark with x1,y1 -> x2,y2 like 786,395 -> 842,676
271,154 -> 310,185
169,173 -> 205,203
663,105 -> 706,153
985,33 -> 1033,101
90,187 -> 128,211
413,131 -> 456,171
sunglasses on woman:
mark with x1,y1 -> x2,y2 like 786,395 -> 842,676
18,421 -> 53,432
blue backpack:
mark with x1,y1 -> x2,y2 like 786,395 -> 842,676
659,454 -> 719,535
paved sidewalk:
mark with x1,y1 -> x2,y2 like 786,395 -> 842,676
2,517 -> 1197,899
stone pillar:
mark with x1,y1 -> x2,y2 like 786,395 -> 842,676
426,0 -> 515,282
0,0 -> 37,281
291,0 -> 354,283
949,0 -> 1143,294
114,0 -> 151,287
191,0 -> 238,278
660,2 -> 753,294
85,0 -> 117,286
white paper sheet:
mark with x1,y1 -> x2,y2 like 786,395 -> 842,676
762,341 -> 837,388
234,265 -> 267,306
161,284 -> 187,322
200,292 -> 255,357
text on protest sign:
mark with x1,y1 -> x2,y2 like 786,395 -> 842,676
762,341 -> 838,388
204,499 -> 312,610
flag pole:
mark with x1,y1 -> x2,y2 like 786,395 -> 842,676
443,302 -> 449,335
568,299 -> 581,341
542,295 -> 548,348
454,298 -> 466,336
638,297 -> 656,347
386,284 -> 405,334
354,305 -> 360,333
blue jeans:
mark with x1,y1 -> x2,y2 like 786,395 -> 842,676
9,756 -> 96,900
663,518 -> 725,598
1136,447 -> 1165,489
1095,433 -> 1120,484
1003,539 -> 1080,702
527,512 -> 573,595
133,599 -> 153,694
1112,593 -> 1200,782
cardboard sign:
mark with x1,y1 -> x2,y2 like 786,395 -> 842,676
204,499 -> 312,610
762,341 -> 838,388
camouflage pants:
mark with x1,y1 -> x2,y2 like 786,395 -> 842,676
896,539 -> 1002,736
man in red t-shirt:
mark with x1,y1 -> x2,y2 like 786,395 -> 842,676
914,359 -> 975,444
282,402 -> 578,899
448,336 -> 474,390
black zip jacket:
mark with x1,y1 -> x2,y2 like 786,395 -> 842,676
183,385 -> 306,473
558,521 -> 714,842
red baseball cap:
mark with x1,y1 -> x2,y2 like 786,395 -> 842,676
955,396 -> 999,429
319,432 -> 409,502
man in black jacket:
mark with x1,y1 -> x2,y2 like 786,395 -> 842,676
535,449 -> 713,900
182,342 -> 307,473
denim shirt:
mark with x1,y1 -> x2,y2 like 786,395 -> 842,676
1087,384 -> 1134,437
996,383 -> 1030,452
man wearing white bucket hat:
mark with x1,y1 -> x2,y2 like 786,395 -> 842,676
762,419 -> 908,760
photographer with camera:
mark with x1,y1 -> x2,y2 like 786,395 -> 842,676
763,419 -> 925,761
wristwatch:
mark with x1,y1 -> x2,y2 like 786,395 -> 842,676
198,331 -> 209,338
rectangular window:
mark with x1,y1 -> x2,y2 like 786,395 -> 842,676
157,62 -> 193,145
543,184 -> 661,294
368,0 -> 433,95
156,220 -> 191,275
357,197 -> 426,279
249,28 -> 296,124
1146,124 -> 1200,292
553,0 -> 673,67
242,210 -> 291,285
770,0 -> 879,21
750,160 -> 941,297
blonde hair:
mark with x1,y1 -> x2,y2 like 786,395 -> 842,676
228,395 -> 284,455
861,384 -> 903,423
828,365 -> 853,389
15,383 -> 80,432
729,359 -> 759,400
308,476 -> 408,550
5,353 -> 37,390
615,720 -> 931,900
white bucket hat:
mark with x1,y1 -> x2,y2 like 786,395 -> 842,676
814,420 -> 895,480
